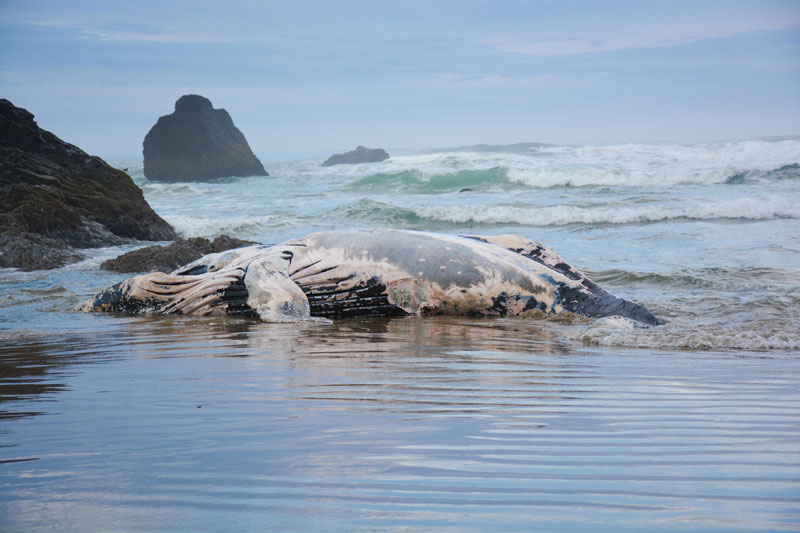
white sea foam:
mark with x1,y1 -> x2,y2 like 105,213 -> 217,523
364,139 -> 800,188
577,320 -> 800,351
507,140 -> 800,187
414,195 -> 800,225
314,151 -> 535,183
163,213 -> 289,239
388,152 -> 534,178
504,166 -> 736,187
139,182 -> 213,197
588,316 -> 643,329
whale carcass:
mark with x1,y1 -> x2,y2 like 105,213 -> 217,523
80,229 -> 660,326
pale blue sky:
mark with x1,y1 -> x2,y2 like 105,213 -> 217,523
1,0 -> 799,160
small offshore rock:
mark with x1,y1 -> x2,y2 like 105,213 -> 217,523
101,235 -> 258,273
143,94 -> 268,181
322,145 -> 389,167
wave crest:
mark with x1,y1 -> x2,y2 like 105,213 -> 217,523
333,141 -> 800,191
411,196 -> 799,226
342,167 -> 515,193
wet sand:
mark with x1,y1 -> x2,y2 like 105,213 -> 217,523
2,315 -> 798,531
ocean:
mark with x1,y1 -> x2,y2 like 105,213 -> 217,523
2,139 -> 799,531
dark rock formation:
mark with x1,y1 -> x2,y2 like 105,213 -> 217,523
0,232 -> 85,270
322,145 -> 389,167
101,235 -> 258,273
143,95 -> 268,181
0,98 -> 176,271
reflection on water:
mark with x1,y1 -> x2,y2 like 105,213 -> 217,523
1,315 -> 799,531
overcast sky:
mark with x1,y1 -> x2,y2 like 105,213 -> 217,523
1,0 -> 799,160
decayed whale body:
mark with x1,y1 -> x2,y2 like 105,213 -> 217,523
80,229 -> 660,326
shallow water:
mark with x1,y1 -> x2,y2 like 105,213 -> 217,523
2,317 -> 799,531
2,139 -> 800,530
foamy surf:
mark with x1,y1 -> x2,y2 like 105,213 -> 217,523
576,319 -> 800,352
355,139 -> 800,190
410,195 -> 799,226
163,213 -> 294,239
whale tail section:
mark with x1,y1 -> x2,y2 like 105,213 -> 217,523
472,233 -> 661,326
555,283 -> 661,326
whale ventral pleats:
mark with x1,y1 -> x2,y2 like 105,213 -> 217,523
142,94 -> 268,182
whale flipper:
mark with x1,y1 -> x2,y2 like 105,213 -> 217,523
243,254 -> 324,323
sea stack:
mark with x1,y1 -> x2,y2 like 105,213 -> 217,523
143,94 -> 268,181
0,98 -> 176,270
322,145 -> 390,167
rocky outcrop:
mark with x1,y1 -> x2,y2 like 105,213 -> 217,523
100,235 -> 258,273
0,98 -> 176,271
322,145 -> 389,167
143,95 -> 268,181
0,232 -> 85,271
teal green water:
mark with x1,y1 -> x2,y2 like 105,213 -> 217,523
1,140 -> 799,531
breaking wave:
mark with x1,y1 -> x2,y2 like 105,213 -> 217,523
339,196 -> 799,227
341,167 -> 518,193
163,213 -> 293,239
332,139 -> 800,192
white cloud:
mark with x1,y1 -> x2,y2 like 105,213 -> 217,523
80,29 -> 262,44
488,19 -> 800,57
16,17 -> 279,45
412,73 -> 562,90
492,37 -> 690,57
